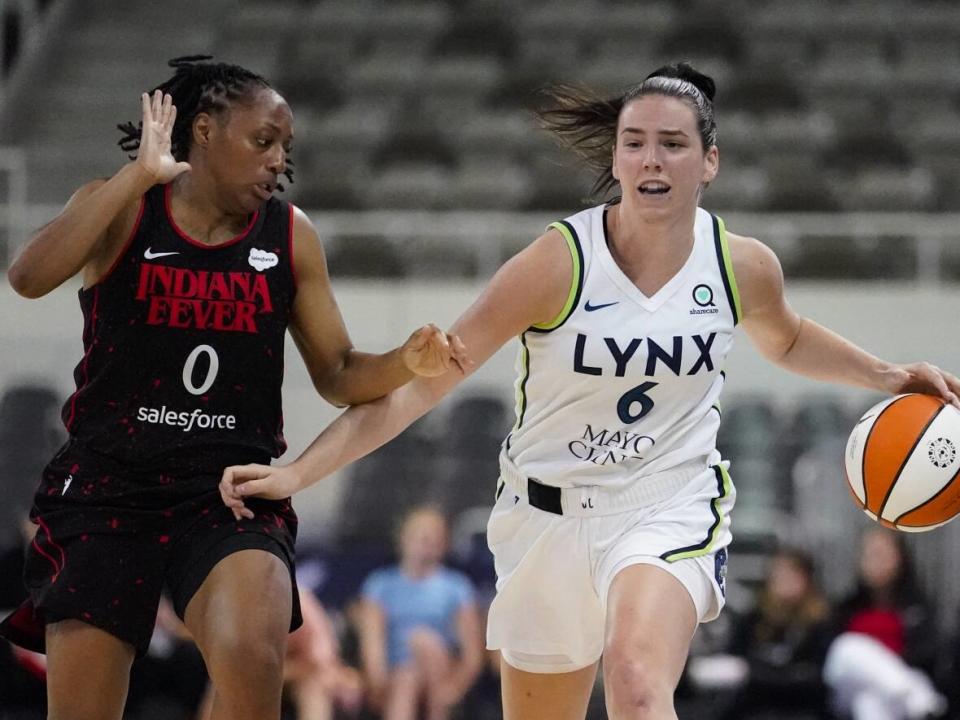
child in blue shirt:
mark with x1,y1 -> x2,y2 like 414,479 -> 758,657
359,506 -> 484,719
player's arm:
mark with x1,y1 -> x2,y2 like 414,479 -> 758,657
732,232 -> 960,404
8,91 -> 187,297
221,227 -> 574,512
287,207 -> 467,407
7,170 -> 149,297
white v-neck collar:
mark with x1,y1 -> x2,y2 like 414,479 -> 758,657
596,206 -> 701,313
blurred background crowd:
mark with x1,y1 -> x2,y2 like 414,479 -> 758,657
4,0 -> 960,718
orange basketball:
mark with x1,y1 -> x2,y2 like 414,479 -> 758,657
845,393 -> 960,532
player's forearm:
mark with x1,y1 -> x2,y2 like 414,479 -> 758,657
290,381 -> 435,490
321,348 -> 414,406
774,318 -> 899,393
8,163 -> 155,297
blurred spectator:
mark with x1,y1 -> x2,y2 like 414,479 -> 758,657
282,588 -> 364,720
0,383 -> 64,549
719,547 -> 833,720
0,515 -> 33,609
940,605 -> 960,719
0,639 -> 46,720
0,514 -> 46,720
357,506 -> 484,720
823,528 -> 946,720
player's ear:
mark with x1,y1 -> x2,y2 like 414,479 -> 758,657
702,145 -> 718,184
193,113 -> 213,149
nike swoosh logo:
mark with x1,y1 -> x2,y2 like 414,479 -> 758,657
144,248 -> 180,259
584,300 -> 619,312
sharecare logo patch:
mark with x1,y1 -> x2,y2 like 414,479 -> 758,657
135,263 -> 274,333
137,405 -> 237,432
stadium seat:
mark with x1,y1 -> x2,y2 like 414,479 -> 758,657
716,395 -> 780,461
324,234 -> 406,278
840,166 -> 937,212
779,395 -> 853,473
11,0 -> 960,222
363,164 -> 458,210
0,383 -> 65,547
703,163 -> 770,212
433,12 -> 518,61
762,156 -> 841,213
334,428 -> 438,546
447,393 -> 511,447
429,393 -> 510,517
452,159 -> 534,210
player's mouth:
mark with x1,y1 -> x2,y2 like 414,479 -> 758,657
253,182 -> 275,201
638,180 -> 671,196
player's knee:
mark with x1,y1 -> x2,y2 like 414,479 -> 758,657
603,645 -> 671,712
203,626 -> 285,681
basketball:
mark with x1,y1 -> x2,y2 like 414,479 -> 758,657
845,393 -> 960,532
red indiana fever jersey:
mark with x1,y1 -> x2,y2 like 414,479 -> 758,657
62,183 -> 297,472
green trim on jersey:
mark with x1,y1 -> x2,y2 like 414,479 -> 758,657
531,220 -> 584,332
712,372 -> 726,417
514,219 -> 583,434
713,216 -> 742,325
659,464 -> 732,562
512,332 -> 532,432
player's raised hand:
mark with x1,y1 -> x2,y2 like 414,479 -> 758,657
401,324 -> 470,378
220,463 -> 305,521
135,90 -> 192,183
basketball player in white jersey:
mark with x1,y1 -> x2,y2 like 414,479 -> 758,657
219,63 -> 960,719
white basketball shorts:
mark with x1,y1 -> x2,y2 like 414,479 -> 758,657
485,463 -> 735,674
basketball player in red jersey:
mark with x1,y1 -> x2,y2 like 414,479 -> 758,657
1,56 -> 466,720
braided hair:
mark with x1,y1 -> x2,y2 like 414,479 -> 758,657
118,55 -> 293,188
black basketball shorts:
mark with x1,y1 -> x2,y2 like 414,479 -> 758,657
0,442 -> 302,657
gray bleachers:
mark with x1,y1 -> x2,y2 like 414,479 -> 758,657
5,0 -> 960,278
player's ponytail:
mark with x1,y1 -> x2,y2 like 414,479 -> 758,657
537,61 -> 718,199
535,85 -> 624,196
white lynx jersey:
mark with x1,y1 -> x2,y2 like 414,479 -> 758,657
505,203 -> 742,490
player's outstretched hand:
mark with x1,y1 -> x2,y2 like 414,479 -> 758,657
401,324 -> 470,378
220,463 -> 304,521
888,361 -> 960,409
135,90 -> 192,183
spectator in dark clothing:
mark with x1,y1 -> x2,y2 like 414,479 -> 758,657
126,596 -> 208,720
720,547 -> 833,720
823,528 -> 946,720
939,605 -> 960,719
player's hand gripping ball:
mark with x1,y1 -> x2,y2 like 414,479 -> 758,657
846,393 -> 960,532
